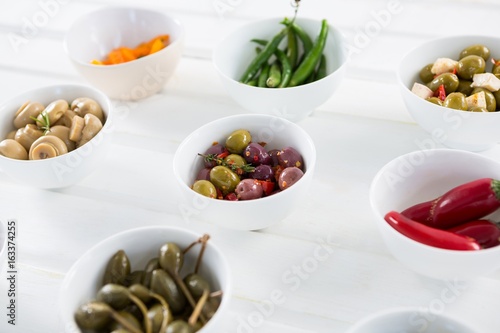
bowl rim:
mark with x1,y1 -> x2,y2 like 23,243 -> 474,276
0,83 -> 113,165
370,148 -> 500,255
396,34 -> 500,116
63,5 -> 185,69
346,306 -> 476,333
59,225 -> 232,332
212,16 -> 348,90
172,113 -> 317,205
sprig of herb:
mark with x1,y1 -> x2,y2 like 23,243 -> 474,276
198,153 -> 255,174
30,111 -> 50,135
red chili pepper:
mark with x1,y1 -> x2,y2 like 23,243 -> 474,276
225,192 -> 238,201
434,84 -> 446,101
384,211 -> 481,251
401,178 -> 500,229
259,180 -> 275,196
448,220 -> 500,249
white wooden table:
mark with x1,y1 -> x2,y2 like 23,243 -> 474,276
1,0 -> 500,332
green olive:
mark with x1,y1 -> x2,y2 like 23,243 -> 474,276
427,73 -> 459,94
225,129 -> 251,154
459,44 -> 491,61
103,250 -> 131,286
150,269 -> 186,314
457,55 -> 486,80
472,87 -> 496,111
426,97 -> 443,106
492,90 -> 500,110
209,166 -> 240,195
224,154 -> 246,169
158,242 -> 184,274
166,320 -> 194,333
455,79 -> 473,96
443,92 -> 467,110
469,106 -> 488,112
192,180 -> 217,199
419,63 -> 434,84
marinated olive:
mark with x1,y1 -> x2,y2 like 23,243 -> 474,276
224,154 -> 246,169
472,87 -> 496,111
455,79 -> 474,96
469,106 -> 488,112
425,97 -> 443,106
243,142 -> 270,165
278,167 -> 304,190
278,146 -> 304,169
192,180 -> 217,198
225,129 -> 251,154
202,144 -> 225,168
268,149 -> 280,167
195,168 -> 211,181
235,179 -> 264,200
427,73 -> 459,94
492,90 -> 500,110
443,92 -> 467,110
459,44 -> 490,61
457,55 -> 486,80
209,166 -> 240,195
419,63 -> 434,84
250,164 -> 274,181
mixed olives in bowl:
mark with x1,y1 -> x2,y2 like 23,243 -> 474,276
0,84 -> 113,188
173,114 -> 316,230
60,226 -> 231,333
398,35 -> 500,151
192,128 -> 305,201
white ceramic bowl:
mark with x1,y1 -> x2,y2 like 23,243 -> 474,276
370,149 -> 500,280
0,84 -> 113,189
64,6 -> 184,100
346,307 -> 476,333
59,226 -> 231,333
173,114 -> 316,230
398,35 -> 500,152
213,17 -> 347,122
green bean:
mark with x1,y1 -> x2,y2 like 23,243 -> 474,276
281,17 -> 313,58
314,54 -> 327,81
251,39 -> 292,88
266,62 -> 282,88
289,19 -> 328,87
239,27 -> 289,83
258,61 -> 270,87
286,28 -> 298,68
246,79 -> 258,86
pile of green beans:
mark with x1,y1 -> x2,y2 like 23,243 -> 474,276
239,17 -> 329,88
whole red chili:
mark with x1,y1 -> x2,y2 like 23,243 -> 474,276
448,220 -> 500,249
401,178 -> 500,229
384,211 -> 481,251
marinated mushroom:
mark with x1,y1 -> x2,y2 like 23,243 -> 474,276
6,130 -> 16,140
69,115 -> 85,142
14,124 -> 44,151
47,125 -> 76,152
29,135 -> 68,160
71,97 -> 105,123
53,109 -> 76,128
0,139 -> 28,160
78,113 -> 103,148
37,99 -> 68,127
13,101 -> 44,129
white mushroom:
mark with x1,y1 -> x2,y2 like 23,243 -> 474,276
13,101 -> 45,129
14,124 -> 43,152
47,125 -> 76,152
36,99 -> 68,128
71,97 -> 105,123
69,115 -> 85,142
29,135 -> 68,160
77,113 -> 103,148
0,139 -> 28,160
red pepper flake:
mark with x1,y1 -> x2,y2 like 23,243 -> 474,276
217,150 -> 229,159
434,84 -> 446,101
259,180 -> 275,196
225,192 -> 238,201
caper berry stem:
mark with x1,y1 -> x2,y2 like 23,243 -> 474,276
128,293 -> 153,333
110,309 -> 143,333
188,289 -> 210,326
194,234 -> 210,274
171,273 -> 208,324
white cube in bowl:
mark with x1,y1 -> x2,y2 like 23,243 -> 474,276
213,17 -> 347,122
59,226 -> 231,333
346,307 -> 476,333
64,6 -> 184,100
173,114 -> 316,230
370,149 -> 500,280
397,35 -> 500,152
0,84 -> 113,189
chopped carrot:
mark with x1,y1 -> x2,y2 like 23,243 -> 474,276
90,34 -> 170,65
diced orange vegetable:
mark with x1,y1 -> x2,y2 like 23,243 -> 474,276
90,34 -> 170,65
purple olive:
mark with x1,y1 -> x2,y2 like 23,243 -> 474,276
278,167 -> 304,190
235,179 -> 264,200
278,147 -> 303,170
243,142 -> 270,166
250,164 -> 274,181
268,149 -> 281,167
196,167 -> 211,181
202,144 -> 225,168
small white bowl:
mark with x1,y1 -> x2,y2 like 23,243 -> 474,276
370,149 -> 500,280
64,6 -> 184,100
173,114 -> 316,230
213,17 -> 347,122
397,35 -> 500,152
59,226 -> 231,333
0,84 -> 113,189
346,307 -> 476,333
